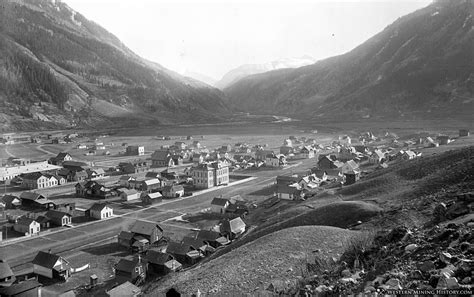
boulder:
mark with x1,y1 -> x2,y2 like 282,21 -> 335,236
418,261 -> 435,273
433,203 -> 447,222
405,243 -> 418,252
446,202 -> 469,219
439,252 -> 452,264
386,278 -> 402,290
341,269 -> 351,278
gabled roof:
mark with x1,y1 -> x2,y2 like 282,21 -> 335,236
211,198 -> 230,206
120,189 -> 139,196
118,231 -> 134,241
143,178 -> 160,186
22,172 -> 45,180
35,216 -> 50,224
130,221 -> 163,236
32,251 -> 61,268
119,175 -> 135,181
145,172 -> 160,178
115,258 -> 140,273
144,192 -> 162,199
20,192 -> 45,201
144,251 -> 173,265
0,261 -> 14,280
181,236 -> 205,249
2,195 -> 20,204
151,150 -> 171,161
345,160 -> 359,170
107,281 -> 141,297
163,184 -> 184,192
166,241 -> 191,256
276,184 -> 301,195
88,203 -> 110,212
221,217 -> 246,234
55,152 -> 71,160
196,230 -> 221,241
45,210 -> 71,220
16,217 -> 37,226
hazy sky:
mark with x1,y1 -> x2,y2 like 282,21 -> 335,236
64,0 -> 431,80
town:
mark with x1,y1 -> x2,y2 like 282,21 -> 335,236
0,128 -> 470,296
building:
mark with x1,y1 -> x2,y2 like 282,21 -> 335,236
45,211 -> 72,226
32,251 -> 71,280
210,198 -> 231,214
86,168 -> 105,180
0,161 -> 61,182
119,176 -> 136,188
219,217 -> 246,240
21,172 -> 58,189
114,257 -> 147,284
0,280 -> 42,297
265,154 -> 280,167
437,135 -> 451,145
118,231 -> 134,248
317,155 -> 344,170
13,217 -> 40,235
0,260 -> 16,287
459,129 -> 470,137
141,192 -> 163,205
151,150 -> 174,167
341,160 -> 359,174
369,150 -> 386,164
275,184 -> 302,200
138,179 -> 161,192
1,195 -> 21,209
19,192 -> 54,209
120,189 -> 140,201
162,185 -> 184,198
344,171 -> 361,185
300,146 -> 315,159
106,281 -> 141,297
145,251 -> 175,274
130,221 -> 163,243
191,161 -> 229,189
86,203 -> 113,220
126,146 -> 145,156
48,153 -> 72,166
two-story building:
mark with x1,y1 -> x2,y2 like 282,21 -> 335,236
191,161 -> 229,189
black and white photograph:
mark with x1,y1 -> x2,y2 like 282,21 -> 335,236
0,0 -> 473,296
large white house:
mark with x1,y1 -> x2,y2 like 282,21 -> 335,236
87,203 -> 114,220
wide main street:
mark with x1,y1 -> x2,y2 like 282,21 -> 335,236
1,159 -> 313,271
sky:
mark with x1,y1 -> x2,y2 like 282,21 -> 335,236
63,0 -> 431,81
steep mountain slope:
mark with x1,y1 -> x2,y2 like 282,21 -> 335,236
216,56 -> 316,89
0,0 -> 229,131
224,0 -> 474,121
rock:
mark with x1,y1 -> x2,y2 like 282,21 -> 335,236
364,286 -> 376,293
440,265 -> 455,277
461,277 -> 471,284
287,268 -> 293,272
446,277 -> 460,289
314,285 -> 329,293
440,252 -> 452,263
460,242 -> 470,251
405,243 -> 418,252
386,278 -> 402,290
410,270 -> 423,279
371,276 -> 385,286
340,277 -> 356,284
433,203 -> 447,222
446,203 -> 469,219
418,261 -> 435,273
341,269 -> 351,278
467,222 -> 474,228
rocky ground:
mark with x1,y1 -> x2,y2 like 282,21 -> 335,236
299,192 -> 474,295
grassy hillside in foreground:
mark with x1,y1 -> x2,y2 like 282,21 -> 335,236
145,226 -> 359,295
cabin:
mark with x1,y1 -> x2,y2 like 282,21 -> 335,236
118,231 -> 134,248
130,221 -> 163,244
86,203 -> 113,220
344,170 -> 361,185
210,198 -> 230,214
115,257 -> 147,283
276,184 -> 302,201
165,241 -> 198,264
0,260 -> 16,287
120,189 -> 140,201
1,195 -> 20,209
19,192 -> 54,209
141,192 -> 163,205
126,146 -> 145,156
196,230 -> 222,248
106,281 -> 141,297
145,250 -> 175,274
32,251 -> 71,280
13,217 -> 40,235
220,217 -> 246,240
162,185 -> 184,198
119,176 -> 136,188
45,210 -> 72,226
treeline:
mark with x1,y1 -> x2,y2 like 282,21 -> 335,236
10,51 -> 68,109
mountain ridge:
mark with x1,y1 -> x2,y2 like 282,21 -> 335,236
0,0 -> 230,131
224,0 -> 474,121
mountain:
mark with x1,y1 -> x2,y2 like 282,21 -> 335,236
224,0 -> 474,121
215,56 -> 316,89
183,70 -> 217,87
0,0 -> 230,131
